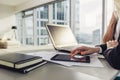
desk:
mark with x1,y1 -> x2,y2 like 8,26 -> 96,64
0,45 -> 119,80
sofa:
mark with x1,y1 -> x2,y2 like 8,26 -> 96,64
0,30 -> 20,48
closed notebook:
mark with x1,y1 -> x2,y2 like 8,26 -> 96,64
0,53 -> 43,69
0,60 -> 47,74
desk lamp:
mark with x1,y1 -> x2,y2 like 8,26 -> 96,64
11,26 -> 17,39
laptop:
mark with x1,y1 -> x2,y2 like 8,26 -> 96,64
46,24 -> 79,53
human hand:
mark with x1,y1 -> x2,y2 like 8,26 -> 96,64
107,40 -> 118,49
70,46 -> 100,58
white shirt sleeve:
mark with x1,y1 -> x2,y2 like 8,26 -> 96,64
97,47 -> 102,53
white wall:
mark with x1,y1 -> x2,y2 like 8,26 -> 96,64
0,4 -> 16,34
0,15 -> 16,34
0,0 -> 56,35
15,0 -> 55,12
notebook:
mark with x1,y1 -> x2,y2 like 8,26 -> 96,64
46,24 -> 79,53
0,60 -> 47,74
0,53 -> 43,69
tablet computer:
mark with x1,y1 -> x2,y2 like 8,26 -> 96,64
51,54 -> 90,63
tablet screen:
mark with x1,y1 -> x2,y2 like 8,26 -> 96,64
51,54 -> 90,63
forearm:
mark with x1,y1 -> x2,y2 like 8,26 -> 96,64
93,47 -> 101,53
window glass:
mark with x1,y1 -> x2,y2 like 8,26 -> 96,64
16,13 -> 23,43
52,0 -> 69,25
24,16 -> 34,45
36,5 -> 49,45
35,1 -> 69,45
74,0 -> 102,45
40,6 -> 48,19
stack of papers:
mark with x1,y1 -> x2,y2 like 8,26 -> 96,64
26,51 -> 103,67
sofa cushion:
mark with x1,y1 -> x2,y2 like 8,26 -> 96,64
0,42 -> 7,49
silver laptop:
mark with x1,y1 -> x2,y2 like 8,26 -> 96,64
46,24 -> 79,53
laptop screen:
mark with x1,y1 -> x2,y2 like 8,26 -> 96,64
46,24 -> 78,47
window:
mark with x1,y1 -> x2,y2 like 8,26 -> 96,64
73,0 -> 102,45
36,5 -> 49,45
22,10 -> 34,45
24,15 -> 34,45
17,0 -> 69,46
52,1 -> 69,25
16,0 -> 113,46
16,12 -> 23,43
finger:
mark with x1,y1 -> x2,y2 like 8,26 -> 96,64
80,52 -> 86,55
109,40 -> 112,43
71,49 -> 78,55
71,46 -> 84,55
107,41 -> 111,44
70,49 -> 76,57
71,50 -> 79,58
107,42 -> 109,44
114,40 -> 118,43
71,46 -> 88,57
111,40 -> 114,43
115,40 -> 117,42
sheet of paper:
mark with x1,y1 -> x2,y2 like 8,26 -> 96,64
25,51 -> 104,67
74,72 -> 102,80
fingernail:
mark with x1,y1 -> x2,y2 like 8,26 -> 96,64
81,52 -> 85,55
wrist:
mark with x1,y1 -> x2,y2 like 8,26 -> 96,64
107,47 -> 114,50
94,47 -> 100,53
